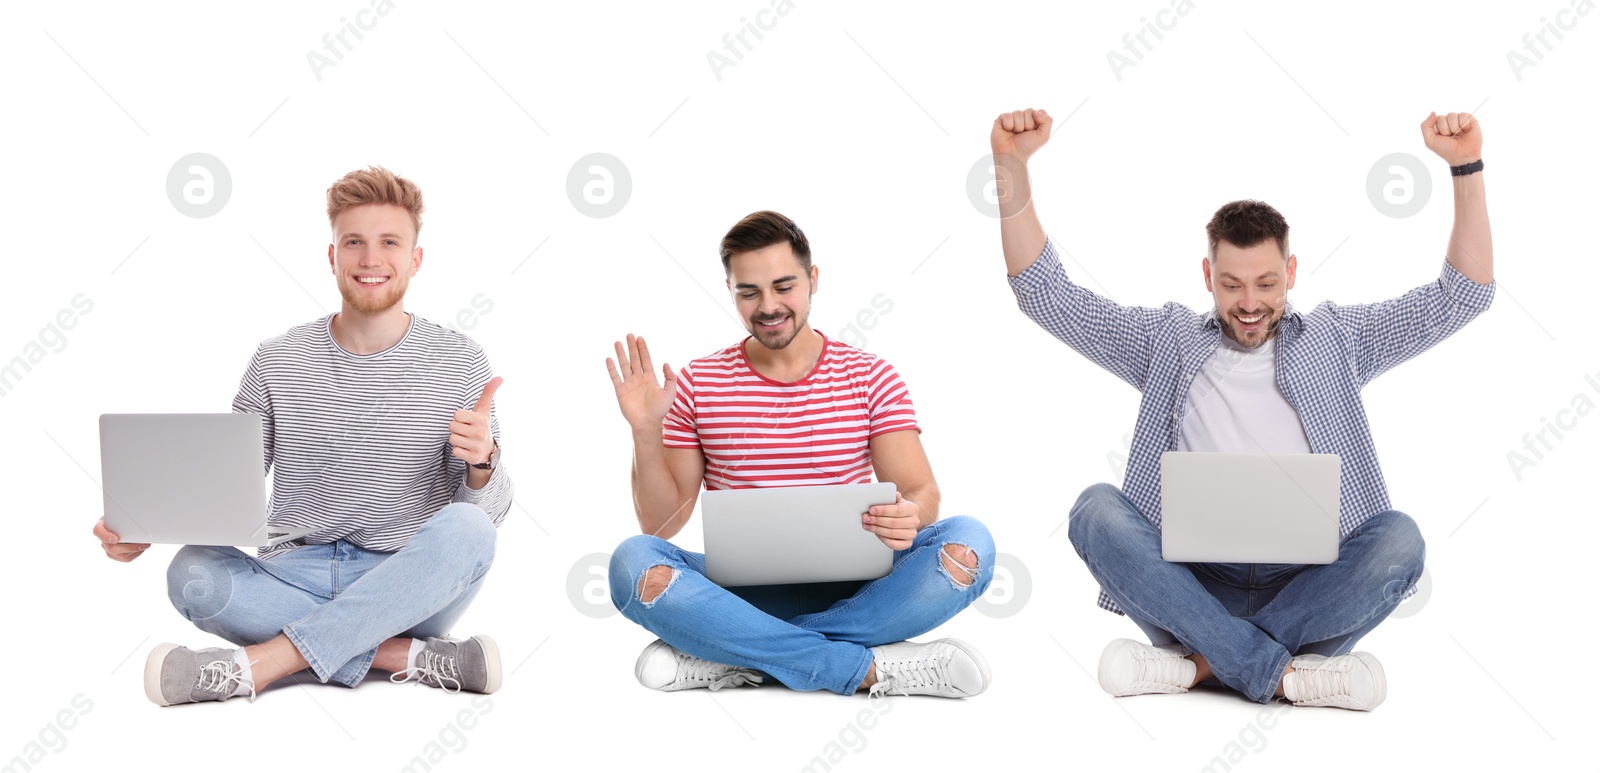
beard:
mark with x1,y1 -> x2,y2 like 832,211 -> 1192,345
1220,308 -> 1283,349
337,273 -> 407,314
747,307 -> 810,350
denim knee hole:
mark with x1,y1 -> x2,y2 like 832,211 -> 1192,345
938,543 -> 979,589
638,564 -> 679,606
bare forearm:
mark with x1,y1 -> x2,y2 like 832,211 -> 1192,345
1419,110 -> 1491,284
630,427 -> 692,537
997,155 -> 1049,277
903,483 -> 940,529
1446,172 -> 1492,285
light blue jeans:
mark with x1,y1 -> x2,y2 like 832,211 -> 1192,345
165,502 -> 497,686
609,515 -> 995,695
1067,483 -> 1425,703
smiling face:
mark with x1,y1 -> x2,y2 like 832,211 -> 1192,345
726,241 -> 817,351
1202,239 -> 1296,349
327,203 -> 422,315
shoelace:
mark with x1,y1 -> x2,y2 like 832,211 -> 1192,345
391,649 -> 463,693
676,651 -> 762,691
1288,660 -> 1348,702
868,652 -> 949,699
1138,649 -> 1192,689
197,657 -> 257,702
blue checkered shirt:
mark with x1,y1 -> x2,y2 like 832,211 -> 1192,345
1010,239 -> 1496,614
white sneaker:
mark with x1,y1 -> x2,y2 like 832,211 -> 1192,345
867,639 -> 990,699
1282,652 -> 1386,711
634,639 -> 763,692
1098,638 -> 1196,697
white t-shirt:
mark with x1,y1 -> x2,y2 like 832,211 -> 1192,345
1177,334 -> 1312,454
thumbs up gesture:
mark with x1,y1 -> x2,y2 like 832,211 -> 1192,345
451,376 -> 501,466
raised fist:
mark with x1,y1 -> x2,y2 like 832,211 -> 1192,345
1421,111 -> 1482,167
991,108 -> 1053,163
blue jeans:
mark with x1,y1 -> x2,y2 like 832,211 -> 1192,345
609,515 -> 996,695
165,503 -> 497,687
1067,483 -> 1424,703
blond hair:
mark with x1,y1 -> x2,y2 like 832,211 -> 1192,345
325,165 -> 424,240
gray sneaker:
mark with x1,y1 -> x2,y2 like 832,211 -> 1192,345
390,635 -> 502,694
144,644 -> 255,707
634,639 -> 763,692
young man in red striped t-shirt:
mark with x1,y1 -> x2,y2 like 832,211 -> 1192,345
605,211 -> 995,698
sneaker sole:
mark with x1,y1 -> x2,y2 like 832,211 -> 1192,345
474,635 -> 503,694
144,643 -> 182,707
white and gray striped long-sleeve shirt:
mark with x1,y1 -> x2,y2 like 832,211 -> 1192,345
231,313 -> 513,559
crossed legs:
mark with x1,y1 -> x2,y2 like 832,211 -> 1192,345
163,503 -> 496,692
611,515 -> 995,695
1067,483 -> 1422,704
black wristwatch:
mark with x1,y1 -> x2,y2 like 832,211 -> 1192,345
471,443 -> 499,471
1450,159 -> 1484,177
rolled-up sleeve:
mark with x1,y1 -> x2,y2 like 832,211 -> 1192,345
1009,238 -> 1170,391
1331,258 -> 1496,385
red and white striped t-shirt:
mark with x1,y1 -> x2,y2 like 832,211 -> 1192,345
663,333 -> 920,490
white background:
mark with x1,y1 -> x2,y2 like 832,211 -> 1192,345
2,1 -> 1595,770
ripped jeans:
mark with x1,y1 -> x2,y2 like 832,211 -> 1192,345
609,515 -> 995,694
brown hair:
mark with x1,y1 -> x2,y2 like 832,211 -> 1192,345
720,210 -> 811,273
326,166 -> 424,241
1206,199 -> 1288,261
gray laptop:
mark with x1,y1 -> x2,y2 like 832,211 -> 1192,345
98,413 -> 315,547
1160,452 -> 1341,564
702,482 -> 898,587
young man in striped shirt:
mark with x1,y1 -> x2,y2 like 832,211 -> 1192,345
92,166 -> 512,705
991,108 -> 1494,710
606,211 -> 996,698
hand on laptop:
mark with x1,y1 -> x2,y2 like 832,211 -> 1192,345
862,492 -> 921,550
450,376 -> 502,466
607,334 -> 677,433
93,517 -> 149,563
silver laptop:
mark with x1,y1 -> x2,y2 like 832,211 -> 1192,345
702,482 -> 898,587
98,414 -> 315,547
1160,452 -> 1340,564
